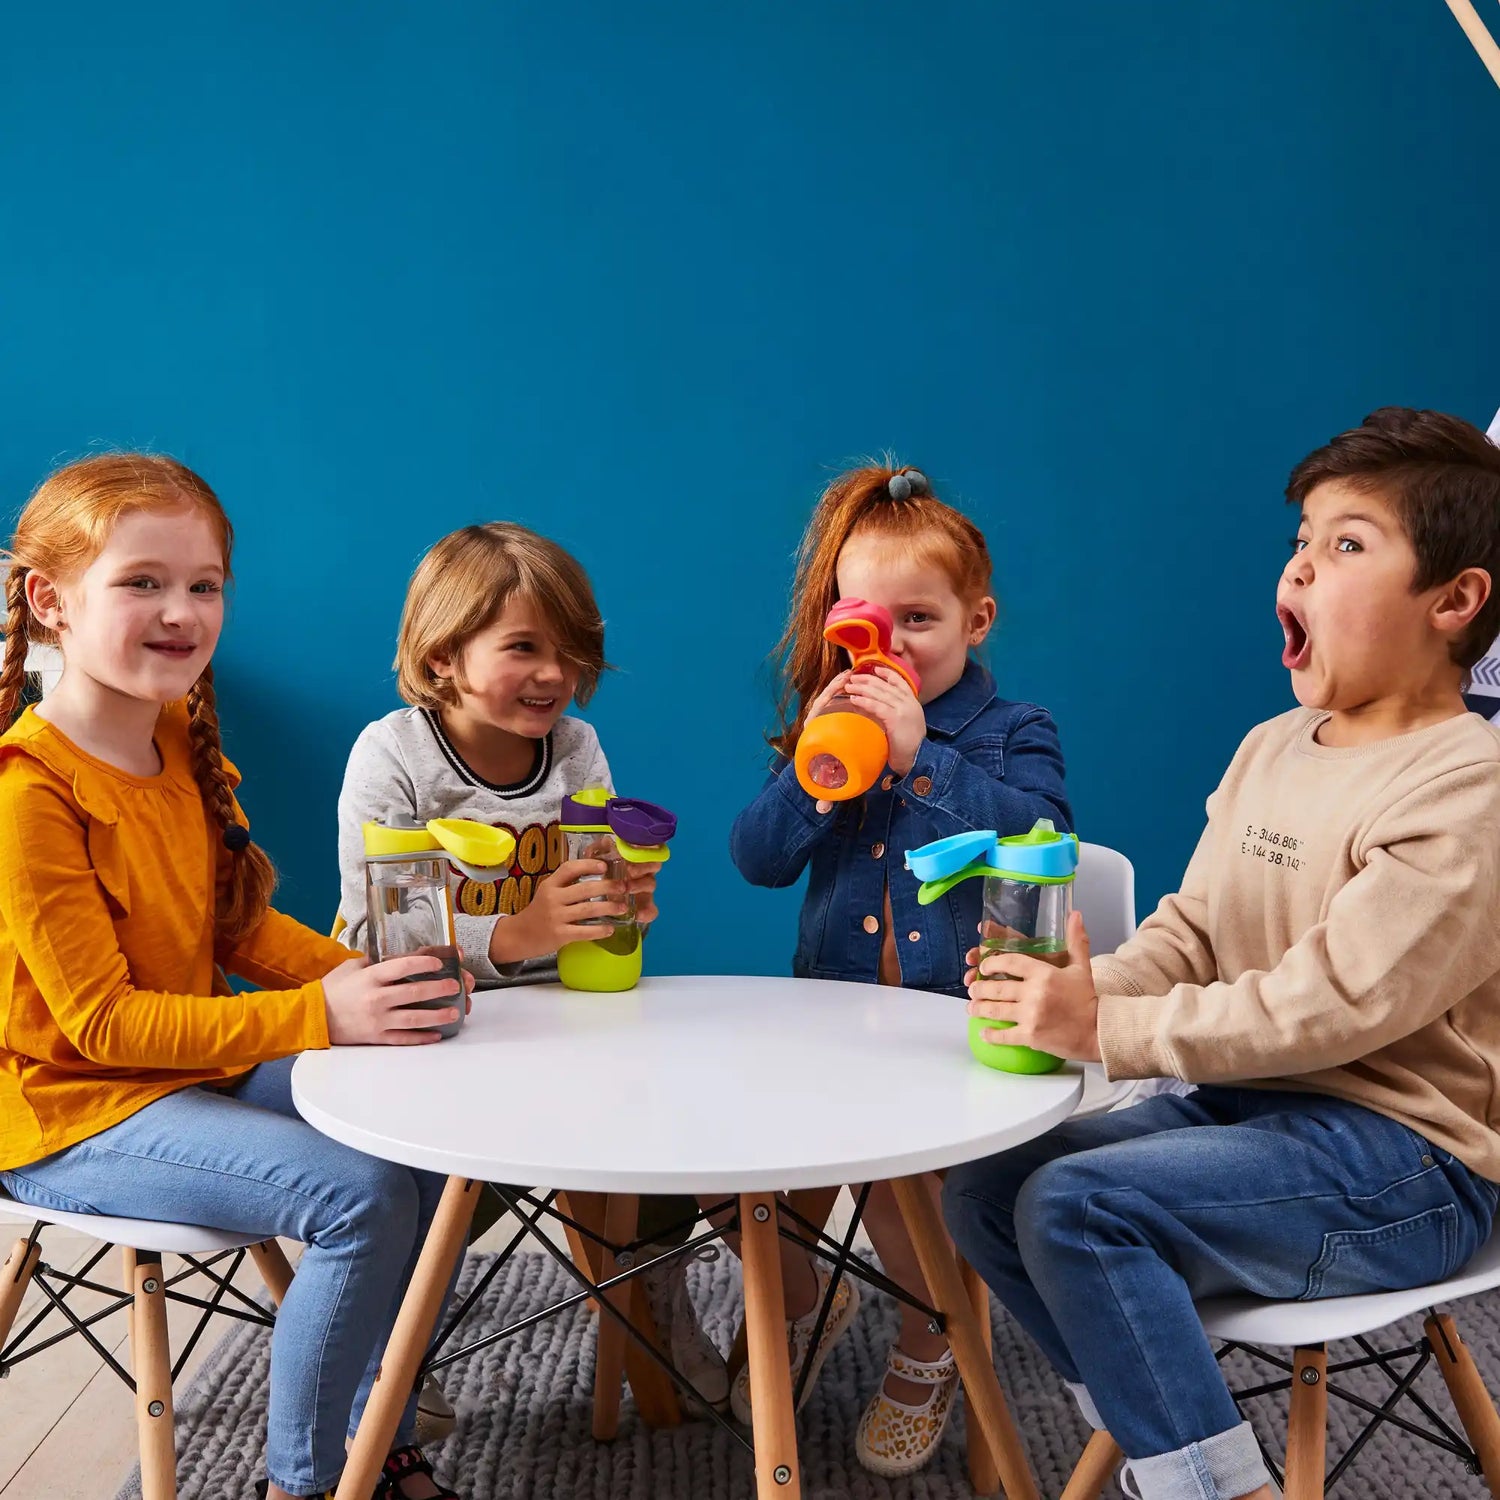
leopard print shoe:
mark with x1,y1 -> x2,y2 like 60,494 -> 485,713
854,1344 -> 960,1476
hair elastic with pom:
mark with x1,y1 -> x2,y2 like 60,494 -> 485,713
887,470 -> 930,502
223,823 -> 250,852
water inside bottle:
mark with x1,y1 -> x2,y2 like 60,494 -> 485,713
568,831 -> 637,926
393,945 -> 465,1038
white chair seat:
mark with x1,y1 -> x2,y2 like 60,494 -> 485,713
0,1193 -> 268,1255
1198,1230 -> 1500,1345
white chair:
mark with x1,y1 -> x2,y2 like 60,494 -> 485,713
1072,840 -> 1193,1118
1074,840 -> 1137,957
1062,1235 -> 1500,1498
0,1190 -> 293,1500
1058,843 -> 1500,1495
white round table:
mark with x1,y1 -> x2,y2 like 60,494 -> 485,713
293,976 -> 1081,1500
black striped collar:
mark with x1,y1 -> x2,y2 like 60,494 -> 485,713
420,709 -> 551,796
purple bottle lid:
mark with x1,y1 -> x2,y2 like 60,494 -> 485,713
606,798 -> 677,846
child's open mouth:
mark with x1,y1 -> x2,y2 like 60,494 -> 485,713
1278,605 -> 1311,671
518,697 -> 556,712
145,641 -> 197,659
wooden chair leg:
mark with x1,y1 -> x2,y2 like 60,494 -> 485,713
127,1248 -> 177,1500
786,1185 -> 843,1250
1060,1430 -> 1123,1500
624,1257 -> 682,1428
248,1240 -> 294,1308
1427,1311 -> 1500,1493
1284,1344 -> 1327,1500
336,1176 -> 479,1500
591,1192 -> 639,1440
726,1318 -> 749,1387
560,1191 -> 679,1427
892,1174 -> 1039,1500
0,1234 -> 40,1349
960,1253 -> 1001,1495
741,1191 -> 801,1498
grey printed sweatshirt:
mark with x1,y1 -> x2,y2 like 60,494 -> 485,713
337,707 -> 612,986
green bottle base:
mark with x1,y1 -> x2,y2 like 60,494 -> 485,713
967,1016 -> 1063,1075
558,925 -> 643,992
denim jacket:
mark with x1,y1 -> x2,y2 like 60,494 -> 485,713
730,661 -> 1072,998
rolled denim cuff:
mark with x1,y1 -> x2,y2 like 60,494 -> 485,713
1066,1379 -> 1105,1430
1125,1419 -> 1268,1499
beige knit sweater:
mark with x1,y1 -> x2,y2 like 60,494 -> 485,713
1095,708 -> 1500,1181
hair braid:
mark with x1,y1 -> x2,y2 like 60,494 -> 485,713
0,568 -> 35,731
186,667 -> 276,942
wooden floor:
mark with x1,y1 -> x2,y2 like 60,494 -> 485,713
0,1193 -> 868,1499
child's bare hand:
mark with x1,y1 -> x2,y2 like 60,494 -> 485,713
489,858 -> 629,964
627,861 -> 662,926
966,911 -> 1102,1062
322,955 -> 463,1046
842,666 -> 927,775
803,670 -> 854,722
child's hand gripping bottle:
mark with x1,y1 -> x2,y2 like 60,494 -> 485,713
557,789 -> 676,992
362,817 -> 518,1038
904,819 -> 1079,1074
794,598 -> 922,801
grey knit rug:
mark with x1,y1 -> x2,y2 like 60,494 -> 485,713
114,1250 -> 1496,1499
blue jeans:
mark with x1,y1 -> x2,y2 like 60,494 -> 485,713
1,1058 -> 453,1497
943,1087 -> 1499,1500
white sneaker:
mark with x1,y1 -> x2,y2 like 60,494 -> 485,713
640,1242 -> 730,1410
729,1258 -> 861,1425
414,1371 -> 455,1444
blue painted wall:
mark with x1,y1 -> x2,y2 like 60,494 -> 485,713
2,4 -> 1497,971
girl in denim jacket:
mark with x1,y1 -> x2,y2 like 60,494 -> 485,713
726,463 -> 1071,1476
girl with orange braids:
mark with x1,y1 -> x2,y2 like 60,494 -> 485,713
0,455 -> 470,1500
727,463 -> 1071,1475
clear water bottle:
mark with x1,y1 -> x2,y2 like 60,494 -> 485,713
557,791 -> 676,992
905,819 -> 1079,1074
362,817 -> 515,1037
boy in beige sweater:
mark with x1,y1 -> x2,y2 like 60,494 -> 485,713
944,407 -> 1500,1500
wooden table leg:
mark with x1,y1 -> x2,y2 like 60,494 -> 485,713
127,1249 -> 177,1500
336,1176 -> 480,1500
741,1191 -> 801,1499
960,1253 -> 1001,1495
727,1185 -> 841,1387
892,1174 -> 1038,1500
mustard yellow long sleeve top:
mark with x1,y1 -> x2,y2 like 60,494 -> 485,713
0,704 -> 350,1172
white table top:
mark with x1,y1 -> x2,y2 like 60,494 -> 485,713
291,975 -> 1082,1193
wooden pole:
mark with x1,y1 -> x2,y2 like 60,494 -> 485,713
1284,1345 -> 1327,1500
1445,0 -> 1500,89
1060,1431 -> 1124,1500
1427,1312 -> 1500,1494
892,1175 -> 1038,1500
336,1176 -> 479,1500
740,1191 -> 802,1499
127,1249 -> 177,1500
